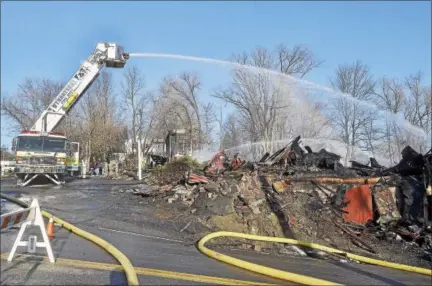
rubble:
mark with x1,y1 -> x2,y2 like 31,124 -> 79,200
116,137 -> 432,268
373,185 -> 401,224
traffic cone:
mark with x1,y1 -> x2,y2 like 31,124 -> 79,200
47,216 -> 55,241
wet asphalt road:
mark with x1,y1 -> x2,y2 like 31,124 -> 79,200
1,177 -> 431,285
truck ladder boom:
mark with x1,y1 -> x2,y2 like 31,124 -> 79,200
30,43 -> 129,132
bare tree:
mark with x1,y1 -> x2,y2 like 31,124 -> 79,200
375,77 -> 405,113
221,112 -> 243,149
77,72 -> 125,163
329,60 -> 377,163
216,47 -> 283,149
374,72 -> 431,161
373,77 -> 406,162
136,93 -> 167,156
2,74 -> 127,164
0,77 -> 86,145
121,65 -> 147,153
286,100 -> 333,139
404,72 -> 430,133
1,78 -> 63,131
155,97 -> 185,133
94,72 -> 123,159
213,44 -> 323,152
275,44 -> 323,78
215,105 -> 225,149
162,72 -> 203,149
160,73 -> 204,153
200,102 -> 216,145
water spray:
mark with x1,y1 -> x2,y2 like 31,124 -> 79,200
128,52 -> 427,139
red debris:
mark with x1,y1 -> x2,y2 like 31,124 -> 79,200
231,158 -> 242,170
188,173 -> 209,184
206,151 -> 226,174
342,185 -> 373,225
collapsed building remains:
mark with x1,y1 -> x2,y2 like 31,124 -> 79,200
115,136 -> 432,268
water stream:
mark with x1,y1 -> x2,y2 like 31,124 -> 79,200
129,52 -> 427,138
129,53 -> 428,165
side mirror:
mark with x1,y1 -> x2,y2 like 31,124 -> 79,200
11,138 -> 17,152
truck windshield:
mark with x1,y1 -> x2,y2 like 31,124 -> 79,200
43,138 -> 66,152
17,137 -> 43,151
17,136 -> 66,152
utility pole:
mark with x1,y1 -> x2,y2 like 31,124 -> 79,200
82,161 -> 86,179
137,136 -> 142,180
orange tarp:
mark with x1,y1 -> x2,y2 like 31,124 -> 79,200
343,185 -> 373,225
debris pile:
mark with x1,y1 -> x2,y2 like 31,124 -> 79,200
117,136 -> 432,267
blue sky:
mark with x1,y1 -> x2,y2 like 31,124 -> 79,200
1,1 -> 431,148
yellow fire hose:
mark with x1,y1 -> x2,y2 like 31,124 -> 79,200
198,231 -> 432,285
0,193 -> 139,286
3,191 -> 431,285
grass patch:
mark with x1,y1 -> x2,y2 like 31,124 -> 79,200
171,156 -> 202,170
152,156 -> 204,184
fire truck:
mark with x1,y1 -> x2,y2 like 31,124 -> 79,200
11,43 -> 129,186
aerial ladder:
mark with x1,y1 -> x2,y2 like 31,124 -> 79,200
12,43 -> 130,186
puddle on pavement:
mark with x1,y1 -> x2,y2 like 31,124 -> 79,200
0,201 -> 22,215
1,179 -> 124,215
0,190 -> 50,215
1,192 -> 25,215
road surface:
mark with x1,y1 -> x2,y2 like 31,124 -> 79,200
1,177 -> 430,285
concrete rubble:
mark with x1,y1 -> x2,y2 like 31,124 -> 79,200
116,136 -> 432,268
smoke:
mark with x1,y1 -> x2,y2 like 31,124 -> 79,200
192,144 -> 220,163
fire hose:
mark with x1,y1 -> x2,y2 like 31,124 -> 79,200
0,192 -> 139,286
2,193 -> 430,285
197,231 -> 432,285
